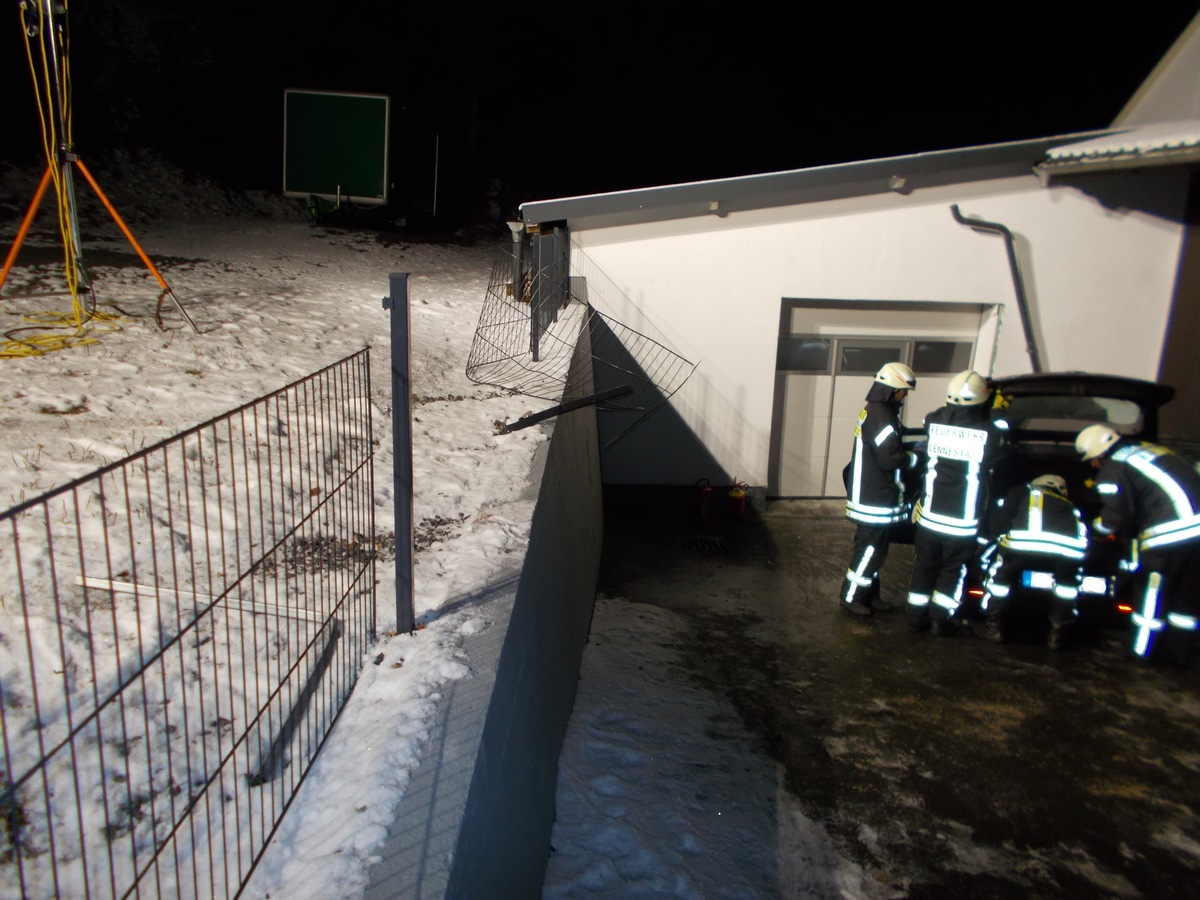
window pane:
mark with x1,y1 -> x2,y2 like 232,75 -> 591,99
912,341 -> 972,374
999,394 -> 1144,433
839,344 -> 904,375
777,337 -> 830,372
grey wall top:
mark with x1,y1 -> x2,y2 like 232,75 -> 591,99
518,132 -> 1111,231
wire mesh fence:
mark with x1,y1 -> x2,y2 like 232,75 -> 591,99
0,349 -> 376,899
466,236 -> 697,445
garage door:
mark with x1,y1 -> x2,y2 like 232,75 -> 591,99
768,301 -> 996,498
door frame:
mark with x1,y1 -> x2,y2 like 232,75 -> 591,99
768,299 -> 1000,499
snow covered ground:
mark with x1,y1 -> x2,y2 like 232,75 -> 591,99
1,155 -> 876,899
543,595 -> 889,900
0,156 -> 552,898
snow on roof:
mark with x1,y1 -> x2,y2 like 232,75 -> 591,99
1036,120 -> 1200,179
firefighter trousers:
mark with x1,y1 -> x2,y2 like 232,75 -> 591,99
841,522 -> 892,607
1129,542 -> 1200,666
907,527 -> 976,630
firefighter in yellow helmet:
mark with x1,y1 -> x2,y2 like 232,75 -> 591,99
906,370 -> 1007,636
1077,423 -> 1200,666
840,362 -> 919,616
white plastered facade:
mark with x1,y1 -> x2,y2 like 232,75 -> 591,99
572,172 -> 1186,494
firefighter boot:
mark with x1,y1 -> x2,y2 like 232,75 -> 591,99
841,598 -> 873,617
840,577 -> 874,617
1047,621 -> 1070,651
907,596 -> 931,632
930,615 -> 958,637
867,578 -> 896,612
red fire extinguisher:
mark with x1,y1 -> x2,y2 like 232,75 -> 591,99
728,478 -> 748,518
696,478 -> 713,519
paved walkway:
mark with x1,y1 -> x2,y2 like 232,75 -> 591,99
579,499 -> 1200,899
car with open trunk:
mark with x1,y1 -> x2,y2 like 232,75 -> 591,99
981,372 -> 1176,625
901,371 -> 1177,630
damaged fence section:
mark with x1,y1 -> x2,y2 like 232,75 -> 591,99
466,235 -> 697,449
0,349 -> 377,899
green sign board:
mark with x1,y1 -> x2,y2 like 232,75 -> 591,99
283,89 -> 389,206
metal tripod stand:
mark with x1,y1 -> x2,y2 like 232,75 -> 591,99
0,0 -> 198,335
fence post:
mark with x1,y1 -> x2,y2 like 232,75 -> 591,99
383,273 -> 415,633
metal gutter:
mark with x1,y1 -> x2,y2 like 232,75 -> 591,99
950,204 -> 1043,373
518,132 -> 1111,230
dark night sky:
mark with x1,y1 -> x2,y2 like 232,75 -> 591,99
3,3 -> 1199,225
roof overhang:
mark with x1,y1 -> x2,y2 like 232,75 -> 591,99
518,132 -> 1110,231
1034,121 -> 1200,184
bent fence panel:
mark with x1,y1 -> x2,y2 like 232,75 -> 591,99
466,240 -> 697,449
0,350 -> 376,899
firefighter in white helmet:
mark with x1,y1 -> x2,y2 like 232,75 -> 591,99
906,370 -> 1007,636
977,473 -> 1088,649
1076,423 -> 1200,666
840,362 -> 919,616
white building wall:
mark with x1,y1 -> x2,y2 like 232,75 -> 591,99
573,174 -> 1185,489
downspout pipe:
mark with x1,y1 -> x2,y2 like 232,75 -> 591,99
950,204 -> 1043,373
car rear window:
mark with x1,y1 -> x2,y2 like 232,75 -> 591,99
996,394 -> 1144,434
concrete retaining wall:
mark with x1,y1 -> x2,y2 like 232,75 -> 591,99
444,349 -> 603,897
365,324 -> 603,899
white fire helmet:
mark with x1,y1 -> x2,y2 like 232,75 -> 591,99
1030,474 -> 1068,494
946,370 -> 989,406
1076,423 -> 1120,461
874,362 -> 917,391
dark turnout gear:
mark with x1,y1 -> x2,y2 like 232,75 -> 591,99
1091,440 -> 1200,664
841,376 -> 917,614
980,479 -> 1088,643
908,527 -> 977,632
845,381 -> 915,526
911,404 -> 1004,538
842,523 -> 893,614
907,391 -> 1005,633
1093,442 -> 1200,551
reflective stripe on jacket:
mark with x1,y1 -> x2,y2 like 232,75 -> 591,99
997,484 -> 1088,559
1094,442 -> 1200,551
846,396 -> 911,525
914,405 -> 1003,538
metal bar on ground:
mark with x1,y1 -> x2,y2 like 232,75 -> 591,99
74,576 -> 326,624
248,619 -> 343,786
500,385 -> 633,433
73,158 -> 200,333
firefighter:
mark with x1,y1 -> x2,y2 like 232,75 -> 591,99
1076,423 -> 1200,666
840,362 -> 919,616
907,369 -> 1006,636
978,474 -> 1088,649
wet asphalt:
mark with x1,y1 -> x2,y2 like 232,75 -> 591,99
597,498 -> 1200,899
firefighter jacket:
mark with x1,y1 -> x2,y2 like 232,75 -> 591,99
1093,441 -> 1200,552
913,403 -> 1005,538
993,482 -> 1088,559
845,382 -> 915,526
